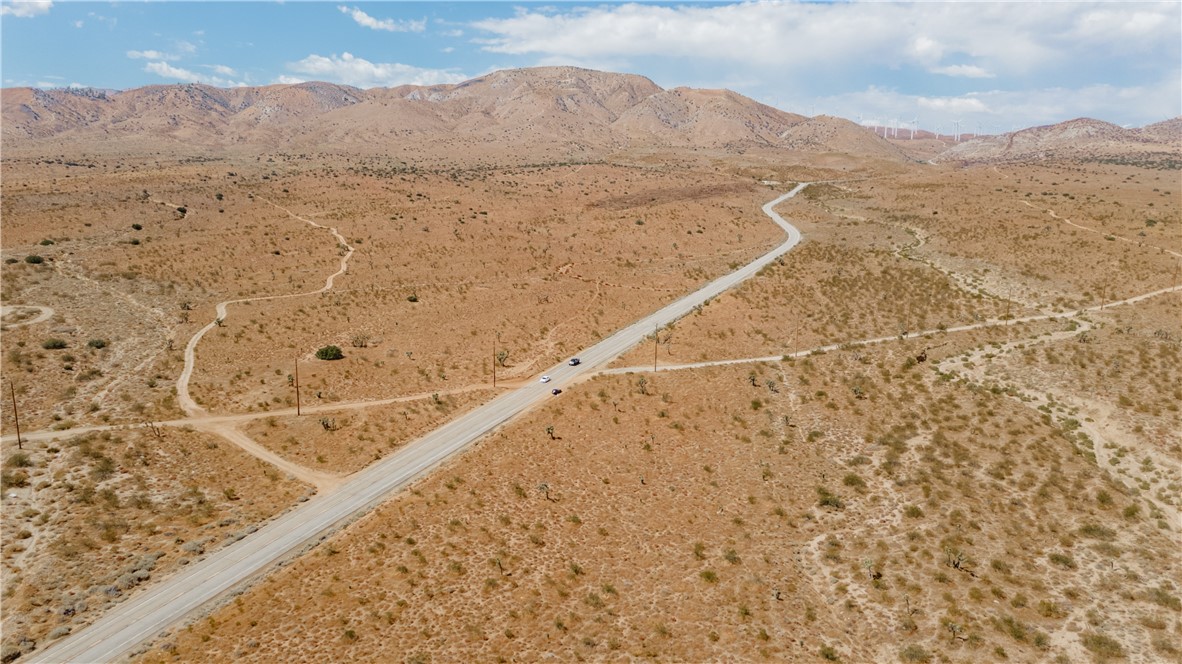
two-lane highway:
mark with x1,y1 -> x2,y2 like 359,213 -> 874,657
30,183 -> 809,663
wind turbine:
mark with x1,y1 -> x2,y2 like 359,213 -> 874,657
953,119 -> 962,142
910,117 -> 919,139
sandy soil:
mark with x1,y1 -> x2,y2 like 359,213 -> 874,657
3,146 -> 1179,662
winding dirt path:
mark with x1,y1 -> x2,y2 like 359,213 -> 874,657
176,197 -> 354,417
0,305 -> 54,328
1021,199 -> 1182,260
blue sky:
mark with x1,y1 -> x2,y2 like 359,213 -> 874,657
2,1 -> 1179,132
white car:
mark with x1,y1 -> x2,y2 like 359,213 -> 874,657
540,375 -> 551,383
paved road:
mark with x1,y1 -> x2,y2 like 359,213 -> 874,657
28,183 -> 808,664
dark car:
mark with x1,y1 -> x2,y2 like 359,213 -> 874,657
568,358 -> 581,366
551,388 -> 562,395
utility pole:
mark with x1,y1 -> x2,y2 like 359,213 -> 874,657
294,358 -> 301,416
9,382 -> 21,450
492,334 -> 496,388
653,323 -> 659,372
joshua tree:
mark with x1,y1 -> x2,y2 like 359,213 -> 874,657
545,425 -> 555,440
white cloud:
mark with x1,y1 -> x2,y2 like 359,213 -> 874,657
472,2 -> 1178,76
209,64 -> 238,77
819,73 -> 1181,132
931,65 -> 994,79
284,52 -> 467,88
337,5 -> 424,33
175,40 -> 198,54
916,95 -> 990,114
128,50 -> 179,61
440,29 -> 463,38
144,61 -> 242,87
1,0 -> 51,18
72,19 -> 82,28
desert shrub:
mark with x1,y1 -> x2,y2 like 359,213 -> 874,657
1081,632 -> 1124,659
904,505 -> 924,518
1078,523 -> 1115,540
4,453 -> 32,468
42,338 -> 67,350
899,644 -> 931,662
87,339 -> 108,349
0,470 -> 29,490
817,486 -> 844,509
1147,586 -> 1181,610
315,345 -> 343,361
39,239 -> 54,246
1049,552 -> 1077,569
25,255 -> 44,264
843,473 -> 866,490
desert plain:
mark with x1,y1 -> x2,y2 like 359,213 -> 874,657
1,68 -> 1179,663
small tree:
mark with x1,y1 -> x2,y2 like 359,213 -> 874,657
316,345 -> 343,361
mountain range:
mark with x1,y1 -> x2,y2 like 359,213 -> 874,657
2,66 -> 1178,165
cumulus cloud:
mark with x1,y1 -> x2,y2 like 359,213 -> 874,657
1,0 -> 51,18
283,52 -> 467,88
472,2 -> 1178,76
128,50 -> 179,61
338,5 -> 424,32
144,61 -> 242,87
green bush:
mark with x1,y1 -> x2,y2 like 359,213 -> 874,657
24,255 -> 44,264
42,338 -> 67,350
87,339 -> 108,349
315,345 -> 343,361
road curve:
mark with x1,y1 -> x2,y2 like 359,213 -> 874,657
28,183 -> 808,664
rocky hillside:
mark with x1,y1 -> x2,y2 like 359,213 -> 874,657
1,67 -> 808,157
934,117 -> 1181,167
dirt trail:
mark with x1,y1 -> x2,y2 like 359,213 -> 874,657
176,196 -> 355,417
198,423 -> 344,493
1021,199 -> 1182,260
0,305 -> 54,328
163,195 -> 355,490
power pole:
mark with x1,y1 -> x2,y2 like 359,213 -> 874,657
653,323 -> 659,372
294,358 -> 301,416
492,334 -> 496,388
9,382 -> 21,450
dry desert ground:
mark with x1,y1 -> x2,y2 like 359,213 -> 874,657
2,99 -> 1180,663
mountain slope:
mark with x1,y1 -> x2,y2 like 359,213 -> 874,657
933,117 -> 1179,164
